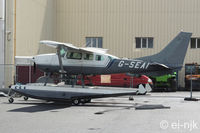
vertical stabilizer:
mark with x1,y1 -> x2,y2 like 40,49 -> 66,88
138,32 -> 192,68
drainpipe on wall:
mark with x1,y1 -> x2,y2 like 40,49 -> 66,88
13,0 -> 17,84
14,0 -> 16,59
0,0 -> 5,88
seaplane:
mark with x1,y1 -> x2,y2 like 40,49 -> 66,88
9,32 -> 192,105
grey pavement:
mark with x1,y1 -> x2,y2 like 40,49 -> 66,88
1,92 -> 200,133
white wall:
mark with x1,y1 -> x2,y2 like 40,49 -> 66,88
0,0 -> 4,19
16,0 -> 56,56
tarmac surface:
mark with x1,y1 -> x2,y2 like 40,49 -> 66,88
1,91 -> 200,133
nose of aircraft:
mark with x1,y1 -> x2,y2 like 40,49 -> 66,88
32,54 -> 48,65
32,56 -> 35,62
32,54 -> 57,66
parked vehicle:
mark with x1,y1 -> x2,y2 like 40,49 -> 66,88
150,72 -> 177,92
185,63 -> 200,90
77,73 -> 152,88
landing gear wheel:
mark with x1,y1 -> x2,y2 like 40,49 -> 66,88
8,97 -> 14,103
72,99 -> 80,105
24,96 -> 29,101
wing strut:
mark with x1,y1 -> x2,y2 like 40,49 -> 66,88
57,46 -> 65,73
57,46 -> 66,82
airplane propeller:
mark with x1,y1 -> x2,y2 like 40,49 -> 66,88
33,62 -> 37,74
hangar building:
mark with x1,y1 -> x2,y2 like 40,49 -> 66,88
1,0 -> 200,88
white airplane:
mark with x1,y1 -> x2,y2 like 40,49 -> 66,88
9,32 -> 191,105
32,32 -> 191,82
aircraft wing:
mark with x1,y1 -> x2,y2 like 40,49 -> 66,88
40,40 -> 80,50
40,40 -> 108,54
150,62 -> 170,69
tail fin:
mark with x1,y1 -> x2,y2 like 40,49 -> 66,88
138,32 -> 192,69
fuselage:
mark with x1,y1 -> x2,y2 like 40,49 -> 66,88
32,49 -> 162,75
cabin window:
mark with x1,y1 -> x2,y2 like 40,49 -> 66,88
95,55 -> 104,61
83,53 -> 94,60
66,52 -> 82,60
135,37 -> 153,48
86,37 -> 103,48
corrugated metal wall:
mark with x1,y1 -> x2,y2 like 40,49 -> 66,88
55,0 -> 200,87
16,0 -> 56,56
55,0 -> 200,59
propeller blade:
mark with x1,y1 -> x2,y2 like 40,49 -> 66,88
33,62 -> 37,74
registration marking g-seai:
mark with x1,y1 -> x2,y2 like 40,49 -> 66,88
118,60 -> 150,69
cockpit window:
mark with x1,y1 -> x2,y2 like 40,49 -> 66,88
95,55 -> 104,61
83,53 -> 93,60
66,52 -> 82,60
